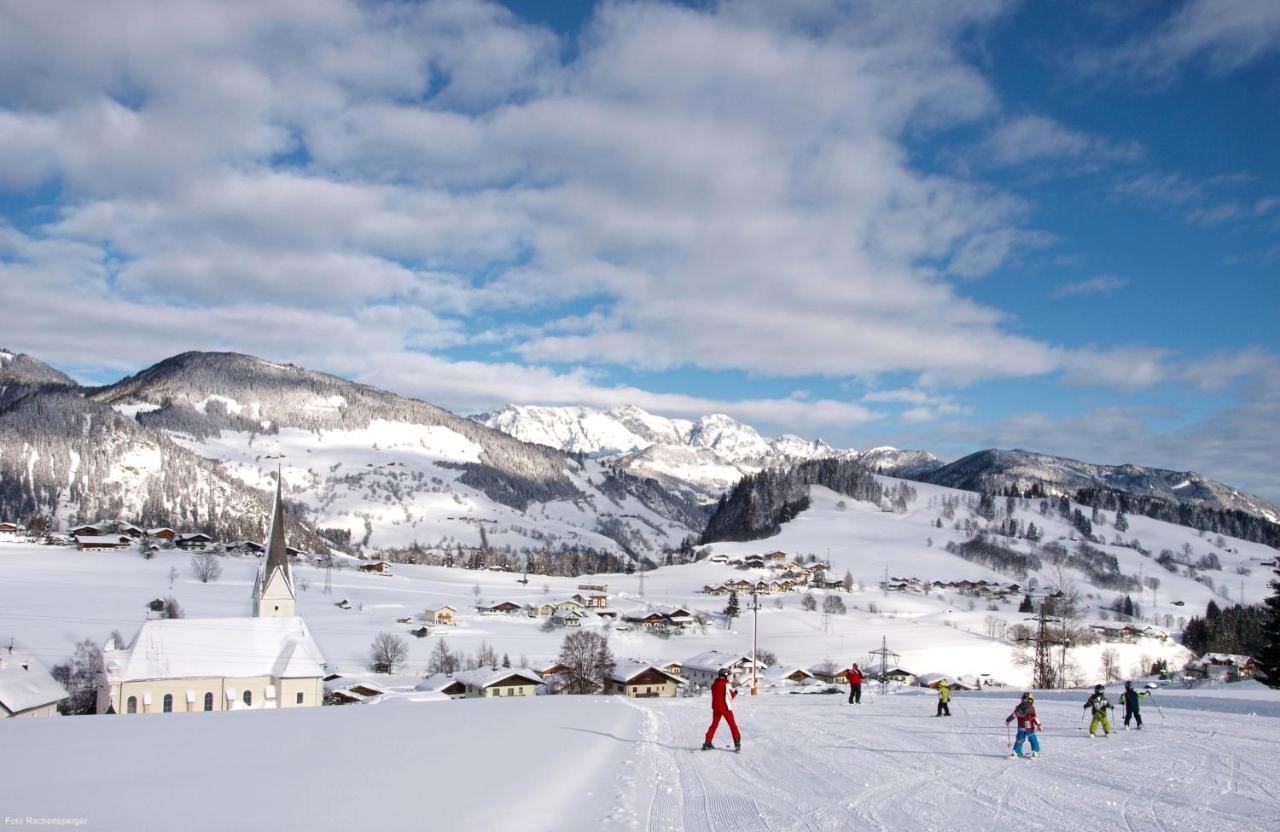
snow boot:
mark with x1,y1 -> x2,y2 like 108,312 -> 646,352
701,740 -> 714,751
734,740 -> 741,752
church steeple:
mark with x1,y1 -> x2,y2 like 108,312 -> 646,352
253,472 -> 295,617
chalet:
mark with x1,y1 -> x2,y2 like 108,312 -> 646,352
532,601 -> 558,618
175,533 -> 214,551
777,667 -> 816,684
0,521 -> 22,536
117,523 -> 144,538
534,661 -> 570,678
663,661 -> 684,678
358,560 -> 392,575
1191,653 -> 1257,681
683,651 -> 758,686
605,660 -> 684,698
75,534 -> 133,551
882,668 -> 916,684
410,626 -> 431,638
707,553 -> 729,564
0,649 -> 68,718
703,584 -> 729,596
808,664 -> 849,684
148,528 -> 177,542
730,579 -> 754,592
228,540 -> 265,555
423,605 -> 457,626
69,522 -> 110,537
764,551 -> 787,562
553,599 -> 586,613
478,601 -> 526,616
97,476 -> 325,715
452,667 -> 542,698
415,674 -> 468,699
622,610 -> 668,630
552,608 -> 585,627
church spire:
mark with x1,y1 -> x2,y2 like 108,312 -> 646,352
254,469 -> 295,617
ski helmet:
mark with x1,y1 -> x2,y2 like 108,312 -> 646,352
717,668 -> 730,678
1124,680 -> 1133,689
1094,684 -> 1104,693
1021,691 -> 1034,702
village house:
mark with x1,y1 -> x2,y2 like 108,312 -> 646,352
682,650 -> 759,686
0,521 -> 22,536
1190,653 -> 1257,681
415,674 -> 468,699
706,553 -> 729,564
807,664 -> 849,684
97,477 -> 326,714
0,648 -> 68,718
148,527 -> 177,542
358,560 -> 392,575
552,608 -> 586,627
175,532 -> 214,551
75,534 -> 133,551
69,522 -> 110,537
452,667 -> 543,698
703,584 -> 729,596
423,605 -> 457,626
764,551 -> 787,562
410,626 -> 431,638
775,667 -> 816,684
117,523 -> 144,538
662,661 -> 684,678
478,600 -> 526,616
605,660 -> 684,698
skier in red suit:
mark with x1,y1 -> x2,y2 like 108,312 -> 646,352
702,668 -> 741,751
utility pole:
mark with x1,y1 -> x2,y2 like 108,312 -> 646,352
751,590 -> 760,696
638,561 -> 646,600
870,636 -> 900,694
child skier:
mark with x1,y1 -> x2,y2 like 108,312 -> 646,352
936,679 -> 951,717
1005,692 -> 1042,758
1083,684 -> 1114,737
1120,680 -> 1150,730
702,668 -> 741,751
847,663 -> 863,705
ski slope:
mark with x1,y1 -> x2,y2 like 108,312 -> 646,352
2,687 -> 1277,831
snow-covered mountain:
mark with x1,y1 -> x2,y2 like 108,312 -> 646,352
924,448 -> 1280,525
477,404 -> 939,502
0,348 -> 76,409
78,352 -> 704,560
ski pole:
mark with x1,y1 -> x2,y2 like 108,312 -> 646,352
1149,692 -> 1164,719
1006,723 -> 1012,749
1078,708 -> 1086,729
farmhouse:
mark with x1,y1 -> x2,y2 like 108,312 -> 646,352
148,527 -> 177,541
423,605 -> 457,626
0,521 -> 22,536
358,560 -> 392,575
175,533 -> 214,551
0,649 -> 68,718
683,651 -> 758,686
415,674 -> 468,699
605,660 -> 684,698
452,668 -> 543,698
478,601 -> 526,616
75,534 -> 133,551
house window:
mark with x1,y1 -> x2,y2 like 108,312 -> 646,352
243,690 -> 253,706
296,692 -> 304,705
163,694 -> 173,713
204,692 -> 214,711
126,696 -> 137,714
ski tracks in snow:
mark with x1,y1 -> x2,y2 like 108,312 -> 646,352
606,694 -> 1280,832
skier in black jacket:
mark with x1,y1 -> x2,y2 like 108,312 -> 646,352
1120,681 -> 1149,730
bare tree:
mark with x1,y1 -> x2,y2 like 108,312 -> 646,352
557,630 -> 615,694
801,593 -> 817,612
427,638 -> 460,675
190,552 -> 222,583
984,614 -> 1007,639
168,566 -> 179,589
369,632 -> 409,674
1100,648 -> 1122,683
163,596 -> 184,619
50,639 -> 102,715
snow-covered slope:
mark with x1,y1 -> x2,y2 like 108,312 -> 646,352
86,352 -> 702,559
479,403 -> 940,502
0,348 -> 77,409
926,448 -> 1280,524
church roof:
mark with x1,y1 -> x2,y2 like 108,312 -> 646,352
254,473 -> 294,602
103,617 -> 326,682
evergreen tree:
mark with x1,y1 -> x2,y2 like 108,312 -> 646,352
1018,594 -> 1034,613
724,591 -> 741,622
1256,560 -> 1280,687
1114,511 -> 1129,533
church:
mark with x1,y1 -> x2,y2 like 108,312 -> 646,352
97,477 -> 327,715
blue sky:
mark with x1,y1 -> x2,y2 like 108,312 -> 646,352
1,0 -> 1278,500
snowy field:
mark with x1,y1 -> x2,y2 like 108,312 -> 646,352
0,536 -> 1199,687
2,687 -> 1278,831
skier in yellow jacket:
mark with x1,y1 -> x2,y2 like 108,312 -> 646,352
1084,684 -> 1114,737
936,679 -> 952,717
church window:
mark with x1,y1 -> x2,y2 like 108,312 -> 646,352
243,690 -> 252,706
204,692 -> 214,711
126,696 -> 137,714
163,694 -> 173,713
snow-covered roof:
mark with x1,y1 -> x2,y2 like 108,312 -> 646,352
0,651 -> 68,715
683,650 -> 755,672
415,673 -> 468,693
75,534 -> 131,545
104,617 -> 326,683
452,667 -> 543,689
1198,653 -> 1254,666
608,660 -> 684,685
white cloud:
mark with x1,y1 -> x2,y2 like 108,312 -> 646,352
984,115 -> 1143,168
1081,0 -> 1280,81
1051,275 -> 1130,299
